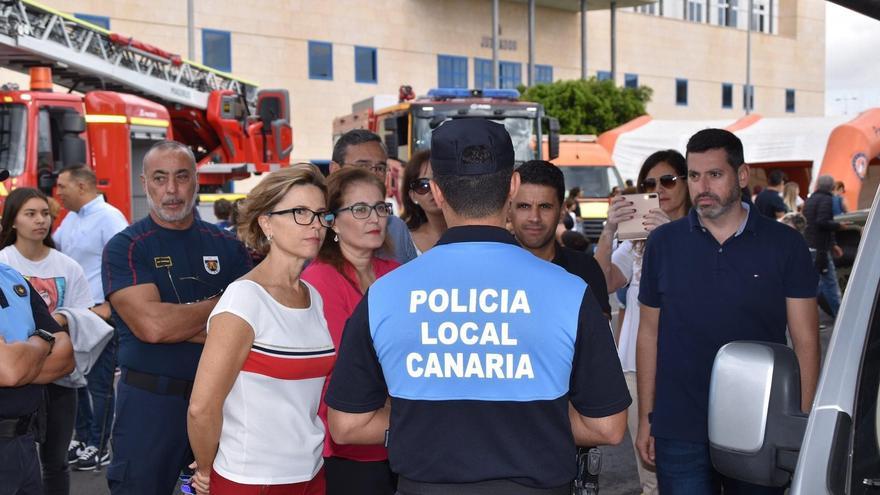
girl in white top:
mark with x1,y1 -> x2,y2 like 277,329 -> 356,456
188,165 -> 336,495
595,150 -> 691,495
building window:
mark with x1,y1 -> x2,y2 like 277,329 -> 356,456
355,46 -> 377,84
718,0 -> 738,27
635,3 -> 657,14
202,29 -> 231,72
624,73 -> 638,89
474,59 -> 493,88
752,0 -> 769,32
308,41 -> 333,80
499,62 -> 521,89
722,83 -> 733,108
535,65 -> 553,84
743,84 -> 755,110
597,71 -> 612,82
687,0 -> 703,22
438,55 -> 468,88
676,78 -> 688,106
785,89 -> 795,113
74,13 -> 110,29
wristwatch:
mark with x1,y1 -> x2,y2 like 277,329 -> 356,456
32,329 -> 56,355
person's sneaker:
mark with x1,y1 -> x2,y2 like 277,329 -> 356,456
67,440 -> 85,464
74,445 -> 110,471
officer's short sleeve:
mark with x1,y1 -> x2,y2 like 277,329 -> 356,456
783,230 -> 819,298
29,281 -> 63,335
102,231 -> 155,299
324,293 -> 388,413
569,288 -> 631,417
638,234 -> 662,308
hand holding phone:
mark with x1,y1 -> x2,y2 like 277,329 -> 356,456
617,193 -> 660,240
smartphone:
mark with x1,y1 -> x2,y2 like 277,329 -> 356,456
617,193 -> 660,241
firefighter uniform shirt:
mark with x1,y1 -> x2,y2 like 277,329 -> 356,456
325,226 -> 631,488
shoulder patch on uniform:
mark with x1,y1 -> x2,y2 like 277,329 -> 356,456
203,256 -> 220,275
13,284 -> 27,297
154,256 -> 173,268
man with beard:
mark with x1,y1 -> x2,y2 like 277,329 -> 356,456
508,160 -> 610,317
101,141 -> 252,495
635,129 -> 819,495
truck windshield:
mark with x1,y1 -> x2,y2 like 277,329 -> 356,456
414,115 -> 537,164
0,104 -> 27,177
559,166 -> 624,198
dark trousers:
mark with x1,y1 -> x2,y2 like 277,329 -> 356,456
324,456 -> 396,495
0,433 -> 42,495
107,376 -> 193,495
75,333 -> 117,448
39,384 -> 77,495
654,437 -> 784,495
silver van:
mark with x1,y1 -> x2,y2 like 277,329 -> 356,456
707,187 -> 880,493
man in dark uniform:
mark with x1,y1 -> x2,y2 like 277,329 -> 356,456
102,141 -> 252,494
0,263 -> 74,494
326,120 -> 630,494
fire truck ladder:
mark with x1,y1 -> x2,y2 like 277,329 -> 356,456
0,0 -> 257,110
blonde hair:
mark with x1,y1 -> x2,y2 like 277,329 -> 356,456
237,163 -> 327,255
783,181 -> 800,213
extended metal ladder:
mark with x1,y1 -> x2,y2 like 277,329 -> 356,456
0,0 -> 257,110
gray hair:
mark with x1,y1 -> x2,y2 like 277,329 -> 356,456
816,175 -> 835,192
143,140 -> 197,171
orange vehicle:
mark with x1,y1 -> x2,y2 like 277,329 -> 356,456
0,0 -> 292,220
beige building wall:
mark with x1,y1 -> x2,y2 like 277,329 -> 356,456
2,0 -> 825,176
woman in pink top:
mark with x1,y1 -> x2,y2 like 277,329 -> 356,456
302,167 -> 399,495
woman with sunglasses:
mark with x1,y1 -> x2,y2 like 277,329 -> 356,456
595,150 -> 691,495
302,167 -> 400,495
188,164 -> 336,495
401,150 -> 447,255
0,188 -> 93,495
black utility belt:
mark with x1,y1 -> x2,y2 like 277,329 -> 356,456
397,477 -> 570,495
122,369 -> 193,400
0,414 -> 36,439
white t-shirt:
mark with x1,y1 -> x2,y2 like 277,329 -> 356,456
208,279 -> 335,485
0,245 -> 92,312
611,240 -> 643,373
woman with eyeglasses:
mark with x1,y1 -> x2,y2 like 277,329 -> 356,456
187,164 -> 336,495
594,150 -> 691,495
400,150 -> 447,255
302,167 -> 399,495
0,188 -> 93,495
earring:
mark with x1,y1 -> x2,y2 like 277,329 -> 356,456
267,234 -> 273,242
333,233 -> 338,242
414,200 -> 419,205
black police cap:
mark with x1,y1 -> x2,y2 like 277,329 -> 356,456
430,119 -> 515,176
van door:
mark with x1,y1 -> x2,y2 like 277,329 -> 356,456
849,284 -> 880,493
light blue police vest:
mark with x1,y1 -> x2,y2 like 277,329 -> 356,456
0,263 -> 36,343
369,241 -> 587,402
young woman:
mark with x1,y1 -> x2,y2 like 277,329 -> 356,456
188,164 -> 336,495
0,188 -> 93,495
400,150 -> 446,255
302,167 -> 399,495
595,150 -> 692,495
783,181 -> 804,213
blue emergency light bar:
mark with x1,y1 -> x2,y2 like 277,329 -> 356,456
427,88 -> 520,100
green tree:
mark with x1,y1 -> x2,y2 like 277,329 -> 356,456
519,78 -> 652,135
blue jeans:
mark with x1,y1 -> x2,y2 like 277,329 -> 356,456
654,438 -> 784,495
812,250 -> 841,318
75,332 -> 117,449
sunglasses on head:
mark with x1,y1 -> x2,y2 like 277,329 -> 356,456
641,175 -> 685,192
410,177 -> 431,195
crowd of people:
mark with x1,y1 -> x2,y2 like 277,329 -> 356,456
0,119 -> 852,495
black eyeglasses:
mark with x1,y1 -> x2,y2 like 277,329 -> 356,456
410,177 -> 431,195
641,175 -> 685,192
267,207 -> 335,227
336,202 -> 393,219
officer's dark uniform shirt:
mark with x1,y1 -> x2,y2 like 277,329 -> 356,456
325,226 -> 631,488
552,244 -> 612,317
0,264 -> 64,418
102,215 -> 252,381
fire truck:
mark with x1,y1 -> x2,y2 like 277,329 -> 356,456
0,0 -> 292,220
333,86 -> 560,200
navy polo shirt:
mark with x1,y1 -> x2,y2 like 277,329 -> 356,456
326,225 -> 630,488
102,216 -> 252,381
639,204 -> 817,443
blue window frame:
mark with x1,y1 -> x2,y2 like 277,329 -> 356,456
676,78 -> 688,106
785,89 -> 795,113
74,13 -> 110,29
722,83 -> 733,108
597,70 -> 612,82
535,65 -> 553,84
355,46 -> 377,84
202,29 -> 231,72
308,41 -> 333,81
438,55 -> 468,88
624,73 -> 638,89
475,58 -> 494,89
499,61 -> 521,89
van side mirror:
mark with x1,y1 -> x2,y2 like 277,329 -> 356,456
546,117 -> 560,160
709,342 -> 808,487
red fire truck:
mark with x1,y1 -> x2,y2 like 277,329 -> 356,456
0,0 -> 292,220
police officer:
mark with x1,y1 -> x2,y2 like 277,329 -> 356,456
0,263 -> 74,495
101,141 -> 252,494
326,120 -> 630,494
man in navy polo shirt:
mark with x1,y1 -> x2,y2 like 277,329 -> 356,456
326,119 -> 630,495
635,129 -> 819,494
102,141 -> 252,495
